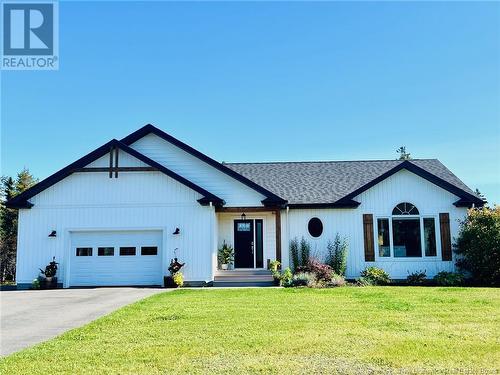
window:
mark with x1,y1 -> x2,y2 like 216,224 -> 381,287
308,217 -> 323,238
141,246 -> 158,256
237,222 -> 251,232
119,247 -> 136,256
377,218 -> 390,257
76,247 -> 92,256
375,203 -> 438,259
255,219 -> 264,268
392,202 -> 419,215
98,247 -> 114,256
392,218 -> 422,257
424,218 -> 437,256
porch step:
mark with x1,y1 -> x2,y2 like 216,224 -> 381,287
213,270 -> 275,287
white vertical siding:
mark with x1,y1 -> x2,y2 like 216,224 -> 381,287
16,171 -> 215,286
129,134 -> 267,207
282,170 -> 468,279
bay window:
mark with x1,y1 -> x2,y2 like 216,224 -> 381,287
376,202 -> 438,259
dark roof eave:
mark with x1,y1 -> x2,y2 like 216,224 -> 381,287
288,199 -> 360,209
5,200 -> 33,209
453,197 -> 486,208
262,197 -> 287,207
197,197 -> 225,206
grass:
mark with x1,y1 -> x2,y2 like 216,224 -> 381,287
1,287 -> 499,374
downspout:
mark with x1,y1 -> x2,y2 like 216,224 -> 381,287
286,205 -> 290,268
209,201 -> 215,283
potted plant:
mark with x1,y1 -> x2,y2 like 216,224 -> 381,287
38,257 -> 59,289
164,257 -> 185,288
269,260 -> 281,286
218,241 -> 234,270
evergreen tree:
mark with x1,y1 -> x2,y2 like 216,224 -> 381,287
396,146 -> 412,160
0,169 -> 37,282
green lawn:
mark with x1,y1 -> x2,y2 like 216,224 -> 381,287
1,287 -> 499,374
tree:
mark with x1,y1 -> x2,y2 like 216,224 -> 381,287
396,146 -> 412,160
475,188 -> 487,203
454,206 -> 500,286
0,169 -> 37,282
0,177 -> 17,281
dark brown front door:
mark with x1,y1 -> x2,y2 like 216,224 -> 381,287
234,220 -> 254,268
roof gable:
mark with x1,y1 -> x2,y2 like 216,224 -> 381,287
226,159 -> 484,208
121,124 -> 287,206
6,139 -> 224,209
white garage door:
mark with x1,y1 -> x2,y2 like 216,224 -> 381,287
69,230 -> 162,287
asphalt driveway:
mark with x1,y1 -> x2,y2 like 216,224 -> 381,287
0,287 -> 164,356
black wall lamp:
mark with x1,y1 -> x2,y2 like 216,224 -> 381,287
48,230 -> 57,238
172,228 -> 180,235
241,213 -> 246,220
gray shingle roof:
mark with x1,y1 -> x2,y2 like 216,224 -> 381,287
225,159 -> 478,205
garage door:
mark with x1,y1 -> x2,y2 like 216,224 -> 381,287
69,230 -> 162,287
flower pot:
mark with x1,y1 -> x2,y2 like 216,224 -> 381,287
40,276 -> 58,289
163,276 -> 178,288
221,264 -> 229,270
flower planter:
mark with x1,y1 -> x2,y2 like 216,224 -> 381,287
221,264 -> 229,270
163,276 -> 178,288
40,276 -> 58,289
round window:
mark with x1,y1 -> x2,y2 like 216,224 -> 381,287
307,217 -> 323,238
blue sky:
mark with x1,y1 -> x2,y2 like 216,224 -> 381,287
1,1 -> 499,203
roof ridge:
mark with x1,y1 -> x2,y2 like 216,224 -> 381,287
226,159 -> 439,165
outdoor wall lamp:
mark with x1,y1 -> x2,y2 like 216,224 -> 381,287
172,228 -> 180,235
241,213 -> 246,220
48,230 -> 57,238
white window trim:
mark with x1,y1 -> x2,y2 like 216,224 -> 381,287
374,214 -> 441,262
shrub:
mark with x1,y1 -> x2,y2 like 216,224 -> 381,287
292,272 -> 315,287
299,237 -> 311,269
173,272 -> 184,287
290,238 -> 300,271
434,271 -> 463,286
290,237 -> 312,272
360,267 -> 390,285
218,241 -> 234,266
280,267 -> 293,287
31,278 -> 40,289
454,206 -> 500,286
308,258 -> 333,282
269,260 -> 281,273
407,270 -> 427,285
326,234 -> 349,276
328,273 -> 346,287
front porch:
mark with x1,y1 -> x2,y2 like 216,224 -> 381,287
215,207 -> 282,275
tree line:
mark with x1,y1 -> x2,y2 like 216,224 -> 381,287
0,169 -> 37,282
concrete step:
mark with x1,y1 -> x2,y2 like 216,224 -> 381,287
213,270 -> 274,286
214,277 -> 274,283
214,270 -> 273,283
214,270 -> 272,276
212,280 -> 276,287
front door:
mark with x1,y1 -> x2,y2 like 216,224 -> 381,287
234,220 -> 254,268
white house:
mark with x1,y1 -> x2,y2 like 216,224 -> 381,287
7,124 -> 484,288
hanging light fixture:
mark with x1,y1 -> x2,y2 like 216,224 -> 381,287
241,213 -> 246,220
